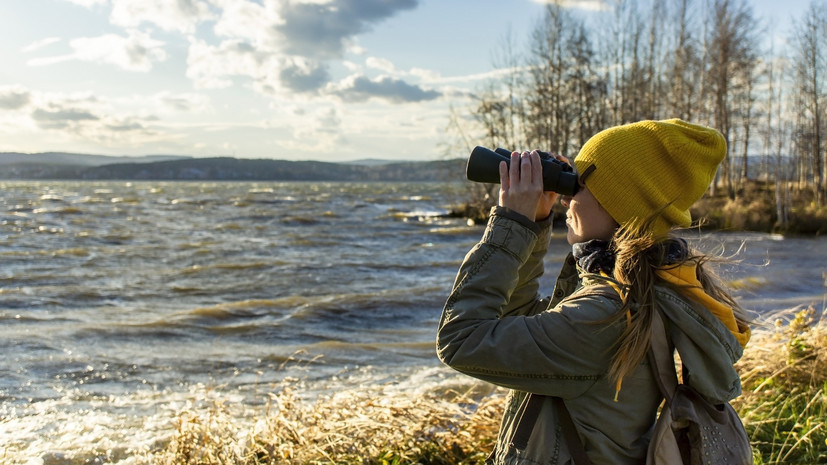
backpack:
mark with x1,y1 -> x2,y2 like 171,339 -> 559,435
646,307 -> 754,465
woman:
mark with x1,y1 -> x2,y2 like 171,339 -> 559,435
437,119 -> 751,464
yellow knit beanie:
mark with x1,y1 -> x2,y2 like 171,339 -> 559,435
573,119 -> 726,236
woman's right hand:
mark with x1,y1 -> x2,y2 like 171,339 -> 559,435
498,151 -> 559,221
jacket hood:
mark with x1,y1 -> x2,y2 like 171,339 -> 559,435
654,263 -> 750,403
656,264 -> 751,348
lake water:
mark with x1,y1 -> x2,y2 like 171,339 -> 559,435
1,181 -> 825,463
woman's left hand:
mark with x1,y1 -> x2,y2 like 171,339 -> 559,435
498,151 -> 559,221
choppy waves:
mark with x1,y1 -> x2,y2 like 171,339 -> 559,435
1,181 -> 475,456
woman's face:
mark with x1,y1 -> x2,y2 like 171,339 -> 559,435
561,186 -> 618,245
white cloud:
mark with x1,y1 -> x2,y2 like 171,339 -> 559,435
35,108 -> 163,147
185,36 -> 333,97
0,87 -> 192,149
409,67 -> 441,83
31,106 -> 100,130
342,61 -> 362,72
210,0 -> 281,47
109,0 -> 213,34
111,91 -> 213,115
275,0 -> 417,59
154,92 -> 211,113
347,43 -> 367,56
186,38 -> 272,89
365,57 -> 396,73
27,30 -> 167,72
278,57 -> 330,93
62,0 -> 108,7
203,0 -> 337,95
21,37 -> 62,53
184,0 -> 428,97
328,74 -> 441,103
283,107 -> 345,153
0,86 -> 33,110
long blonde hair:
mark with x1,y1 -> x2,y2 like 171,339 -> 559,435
605,218 -> 751,389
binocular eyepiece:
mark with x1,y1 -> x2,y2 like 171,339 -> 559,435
465,146 -> 579,196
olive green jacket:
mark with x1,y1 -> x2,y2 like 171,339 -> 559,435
437,207 -> 744,465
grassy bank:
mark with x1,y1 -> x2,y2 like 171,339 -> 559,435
690,181 -> 827,235
734,307 -> 827,464
141,306 -> 826,465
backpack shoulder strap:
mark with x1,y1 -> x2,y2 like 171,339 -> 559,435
510,394 -> 593,465
510,393 -> 544,450
554,397 -> 593,465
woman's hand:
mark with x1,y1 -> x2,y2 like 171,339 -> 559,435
498,151 -> 559,221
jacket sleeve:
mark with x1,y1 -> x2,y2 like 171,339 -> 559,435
436,208 -> 624,398
493,206 -> 554,318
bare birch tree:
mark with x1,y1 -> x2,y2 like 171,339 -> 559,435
524,2 -> 579,155
664,0 -> 703,121
704,0 -> 760,198
791,0 -> 826,204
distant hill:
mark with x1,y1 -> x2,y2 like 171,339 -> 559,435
344,158 -> 402,166
0,152 -> 190,167
0,152 -> 467,183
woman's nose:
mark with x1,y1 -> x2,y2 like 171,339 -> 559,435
560,195 -> 571,208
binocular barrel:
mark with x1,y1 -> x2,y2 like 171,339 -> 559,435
465,146 -> 579,196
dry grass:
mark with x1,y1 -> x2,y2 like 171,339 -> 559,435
689,181 -> 827,234
144,306 -> 826,465
149,380 -> 502,465
734,306 -> 827,464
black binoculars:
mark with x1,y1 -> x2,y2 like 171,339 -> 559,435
465,146 -> 580,196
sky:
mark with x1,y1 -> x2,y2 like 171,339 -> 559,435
0,0 -> 815,162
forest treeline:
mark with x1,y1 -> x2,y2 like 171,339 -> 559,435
445,0 -> 827,234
